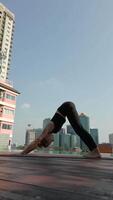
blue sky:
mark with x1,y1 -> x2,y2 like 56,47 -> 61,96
1,0 -> 113,145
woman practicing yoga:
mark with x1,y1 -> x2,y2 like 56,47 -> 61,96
21,101 -> 101,158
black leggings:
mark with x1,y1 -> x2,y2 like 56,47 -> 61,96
51,101 -> 97,151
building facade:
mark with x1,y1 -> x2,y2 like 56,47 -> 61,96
109,133 -> 113,145
67,124 -> 80,148
67,124 -> 75,135
53,133 -> 60,149
43,118 -> 51,129
0,3 -> 15,80
70,134 -> 76,149
90,128 -> 99,145
0,3 -> 19,150
64,133 -> 70,150
0,81 -> 19,150
79,113 -> 90,151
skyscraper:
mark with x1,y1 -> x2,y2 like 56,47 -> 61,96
64,133 -> 71,150
53,133 -> 60,149
58,128 -> 65,134
43,118 -> 51,129
79,113 -> 90,151
109,133 -> 113,145
0,3 -> 15,80
67,124 -> 80,148
70,134 -> 76,149
67,124 -> 75,135
90,128 -> 99,145
59,132 -> 65,149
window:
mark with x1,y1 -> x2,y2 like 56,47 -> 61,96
4,108 -> 14,115
6,93 -> 15,100
2,124 -> 12,130
8,17 -> 12,21
5,47 -> 8,51
8,26 -> 11,30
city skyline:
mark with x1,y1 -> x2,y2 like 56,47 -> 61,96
24,114 -> 100,152
1,1 -> 113,145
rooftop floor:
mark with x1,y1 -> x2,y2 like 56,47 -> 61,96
0,153 -> 112,200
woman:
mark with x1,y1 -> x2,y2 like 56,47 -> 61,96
21,101 -> 101,158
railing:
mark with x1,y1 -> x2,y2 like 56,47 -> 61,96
0,79 -> 13,87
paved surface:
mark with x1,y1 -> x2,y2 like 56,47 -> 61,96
0,153 -> 112,200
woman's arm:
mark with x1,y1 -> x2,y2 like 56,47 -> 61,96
21,138 -> 41,155
21,121 -> 55,155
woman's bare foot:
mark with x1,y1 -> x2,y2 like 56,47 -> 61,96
83,147 -> 101,159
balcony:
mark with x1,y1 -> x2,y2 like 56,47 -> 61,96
0,98 -> 16,108
0,112 -> 14,123
0,128 -> 12,134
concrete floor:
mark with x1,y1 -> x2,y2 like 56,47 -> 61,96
0,153 -> 112,200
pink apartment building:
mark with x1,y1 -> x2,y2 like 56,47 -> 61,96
0,4 -> 20,150
0,80 -> 20,150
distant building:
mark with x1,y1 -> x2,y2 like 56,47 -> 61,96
53,133 -> 60,148
70,135 -> 76,149
67,124 -> 80,148
0,3 -> 15,80
59,132 -> 65,149
58,128 -> 65,134
76,135 -> 81,148
64,133 -> 71,150
53,132 -> 72,150
98,143 -> 113,153
67,124 -> 79,148
90,128 -> 99,145
79,113 -> 90,151
53,129 -> 65,149
25,128 -> 42,146
43,118 -> 51,129
109,133 -> 113,145
67,125 -> 75,135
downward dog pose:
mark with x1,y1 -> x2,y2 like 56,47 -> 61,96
21,101 -> 101,158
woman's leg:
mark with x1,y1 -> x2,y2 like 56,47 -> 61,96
55,102 -> 97,151
51,101 -> 98,152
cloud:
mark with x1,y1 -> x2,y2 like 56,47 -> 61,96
21,103 -> 31,109
39,78 -> 62,88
